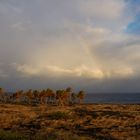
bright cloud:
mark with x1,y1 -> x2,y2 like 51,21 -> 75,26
12,63 -> 134,80
79,0 -> 125,19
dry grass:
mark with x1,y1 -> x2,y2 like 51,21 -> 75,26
0,103 -> 140,140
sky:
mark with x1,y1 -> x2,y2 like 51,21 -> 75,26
0,0 -> 140,92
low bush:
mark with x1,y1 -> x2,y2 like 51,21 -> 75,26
47,111 -> 70,120
0,130 -> 27,140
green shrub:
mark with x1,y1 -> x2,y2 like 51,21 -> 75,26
47,111 -> 70,120
33,133 -> 58,140
0,130 -> 27,140
0,130 -> 92,140
33,132 -> 92,140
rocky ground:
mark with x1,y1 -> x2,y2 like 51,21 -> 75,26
0,103 -> 140,140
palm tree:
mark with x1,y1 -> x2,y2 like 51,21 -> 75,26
56,89 -> 71,106
66,87 -> 72,92
0,87 -> 4,103
46,88 -> 55,104
0,87 -> 4,94
39,90 -> 47,104
25,89 -> 34,104
65,87 -> 72,104
12,90 -> 23,103
33,90 -> 40,104
71,92 -> 77,104
77,90 -> 85,104
56,90 -> 64,106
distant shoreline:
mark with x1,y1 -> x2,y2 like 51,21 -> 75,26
84,93 -> 140,104
83,102 -> 140,105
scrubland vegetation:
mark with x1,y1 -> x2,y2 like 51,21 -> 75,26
0,87 -> 140,140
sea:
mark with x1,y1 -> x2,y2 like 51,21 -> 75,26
84,93 -> 140,104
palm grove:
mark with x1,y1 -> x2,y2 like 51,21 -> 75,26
0,87 -> 85,105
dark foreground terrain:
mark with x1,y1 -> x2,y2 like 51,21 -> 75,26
0,103 -> 140,140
